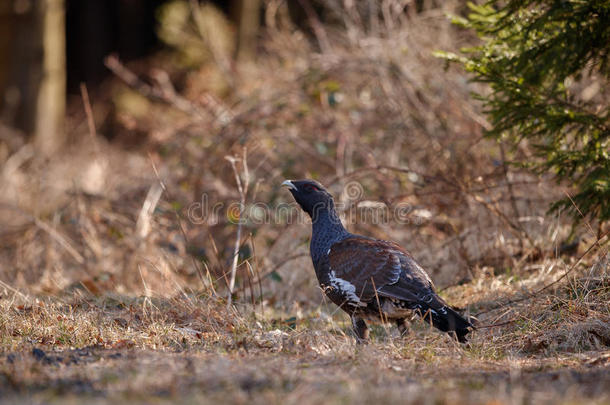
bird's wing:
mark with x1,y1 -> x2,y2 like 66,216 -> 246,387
379,250 -> 448,311
328,237 -> 444,309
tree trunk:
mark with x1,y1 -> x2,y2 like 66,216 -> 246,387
35,0 -> 66,156
234,0 -> 260,61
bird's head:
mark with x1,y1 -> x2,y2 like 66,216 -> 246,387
281,179 -> 334,217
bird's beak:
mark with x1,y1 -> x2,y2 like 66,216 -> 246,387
281,180 -> 297,191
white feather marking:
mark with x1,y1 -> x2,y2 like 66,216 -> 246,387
329,270 -> 367,307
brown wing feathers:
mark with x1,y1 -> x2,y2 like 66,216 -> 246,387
328,238 -> 403,303
328,237 -> 437,305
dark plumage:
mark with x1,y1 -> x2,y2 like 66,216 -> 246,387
282,179 -> 472,343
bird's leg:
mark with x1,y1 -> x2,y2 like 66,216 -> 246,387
396,318 -> 410,336
351,316 -> 369,343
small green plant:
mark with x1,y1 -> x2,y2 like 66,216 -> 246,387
438,1 -> 610,228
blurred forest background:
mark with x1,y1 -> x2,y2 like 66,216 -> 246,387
0,0 -> 608,402
0,0 -> 606,299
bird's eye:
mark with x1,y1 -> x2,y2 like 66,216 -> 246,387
305,184 -> 319,192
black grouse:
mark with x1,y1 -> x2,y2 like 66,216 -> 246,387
282,179 -> 472,343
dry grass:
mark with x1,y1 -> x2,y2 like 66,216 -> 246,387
0,1 -> 609,403
0,253 -> 608,404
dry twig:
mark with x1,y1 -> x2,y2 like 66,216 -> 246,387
225,148 -> 250,306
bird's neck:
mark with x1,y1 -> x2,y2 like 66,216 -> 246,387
310,208 -> 349,265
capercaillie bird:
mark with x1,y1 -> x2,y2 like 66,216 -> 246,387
282,179 -> 472,343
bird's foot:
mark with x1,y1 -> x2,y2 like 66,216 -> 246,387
396,318 -> 410,337
351,316 -> 369,344
355,336 -> 370,345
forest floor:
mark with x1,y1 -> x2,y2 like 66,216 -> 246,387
1,256 -> 608,405
1,342 -> 608,405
